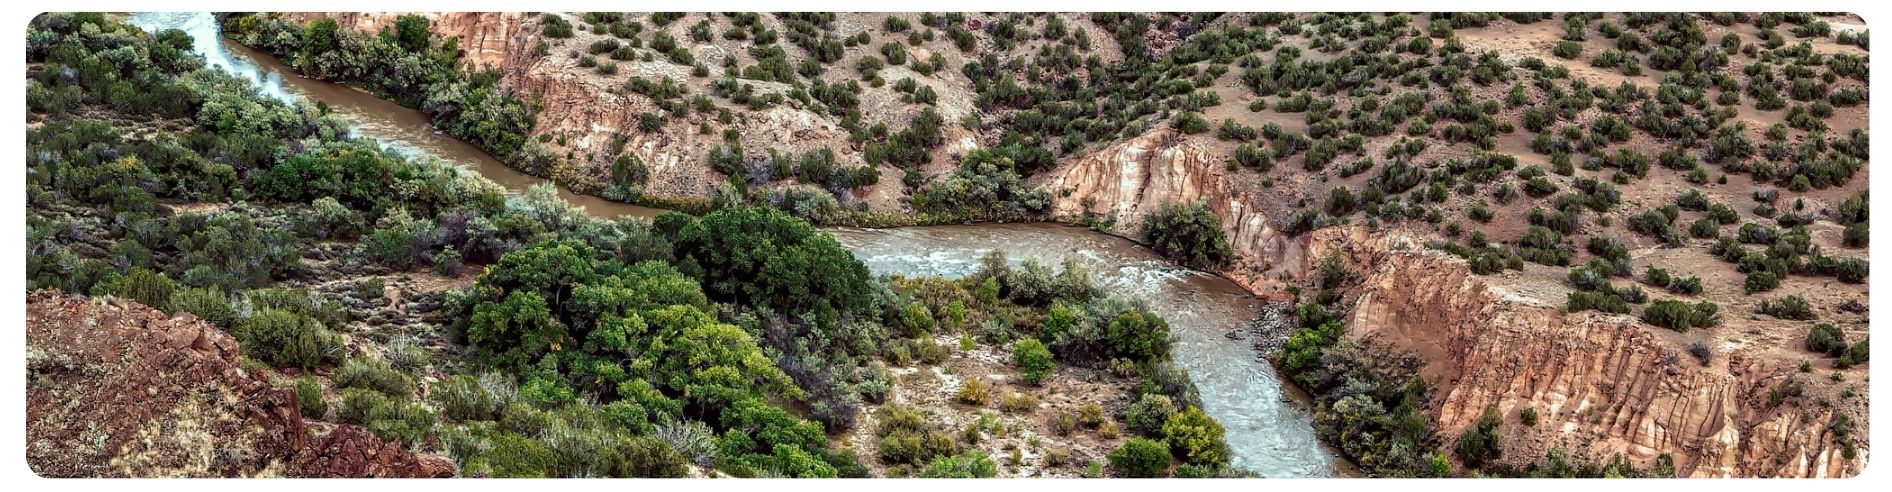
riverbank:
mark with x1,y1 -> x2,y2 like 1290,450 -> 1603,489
127,12 -> 1353,477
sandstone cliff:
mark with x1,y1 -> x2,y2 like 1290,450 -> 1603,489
282,12 -> 525,69
25,291 -> 456,478
1042,128 -> 1303,299
1301,227 -> 1867,477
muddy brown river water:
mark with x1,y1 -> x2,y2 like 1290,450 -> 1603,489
130,11 -> 1352,477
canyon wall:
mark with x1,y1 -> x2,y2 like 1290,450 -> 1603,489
1042,128 -> 1301,298
1301,227 -> 1867,477
1037,125 -> 1868,477
270,13 -> 1867,477
283,12 -> 525,69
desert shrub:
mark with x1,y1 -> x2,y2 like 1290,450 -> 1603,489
333,357 -> 415,396
998,391 -> 1038,414
338,388 -> 390,425
919,451 -> 998,478
1126,393 -> 1177,436
1806,324 -> 1849,356
1668,275 -> 1703,295
364,399 -> 436,448
1744,270 -> 1780,293
1172,112 -> 1210,134
1108,437 -> 1172,477
1161,406 -> 1229,466
93,267 -> 176,311
1012,338 -> 1055,385
1688,341 -> 1712,365
1757,295 -> 1816,320
875,406 -> 957,466
433,374 -> 501,422
233,308 -> 344,370
1454,406 -> 1504,469
1642,299 -> 1719,332
956,377 -> 993,406
167,286 -> 236,328
296,376 -> 328,419
1641,266 -> 1672,288
1837,338 -> 1869,367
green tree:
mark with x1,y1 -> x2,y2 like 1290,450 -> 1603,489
674,207 -> 872,321
466,290 -> 568,371
393,14 -> 431,53
302,18 -> 341,56
1141,202 -> 1233,270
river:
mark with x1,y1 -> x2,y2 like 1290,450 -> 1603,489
127,11 -> 1350,478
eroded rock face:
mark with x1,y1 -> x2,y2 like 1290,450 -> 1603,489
1041,128 -> 1300,298
25,291 -> 454,478
1302,228 -> 1867,477
282,12 -> 525,69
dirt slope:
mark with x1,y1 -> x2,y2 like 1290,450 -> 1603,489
25,291 -> 456,478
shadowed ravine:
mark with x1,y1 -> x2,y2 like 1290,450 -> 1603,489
131,11 -> 1351,478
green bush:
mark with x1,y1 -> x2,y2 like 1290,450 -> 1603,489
919,451 -> 999,478
94,267 -> 176,310
333,357 -> 415,396
233,309 -> 343,370
295,376 -> 328,419
674,207 -> 872,321
1744,270 -> 1780,293
1125,393 -> 1177,436
1642,299 -> 1719,332
1757,295 -> 1816,320
365,398 -> 437,448
1108,437 -> 1172,477
1172,112 -> 1210,134
1012,338 -> 1055,385
1806,323 -> 1849,356
1162,406 -> 1229,466
874,405 -> 958,466
337,387 -> 390,425
167,286 -> 236,328
1105,309 -> 1173,363
1454,406 -> 1503,469
432,374 -> 501,422
1838,337 -> 1869,367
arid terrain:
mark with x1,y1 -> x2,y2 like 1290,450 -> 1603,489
25,12 -> 1868,478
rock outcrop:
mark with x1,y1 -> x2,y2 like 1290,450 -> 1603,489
281,12 -> 525,69
25,291 -> 455,478
1301,227 -> 1867,477
1042,128 -> 1301,298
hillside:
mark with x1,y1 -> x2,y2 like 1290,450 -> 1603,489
24,11 -> 1871,478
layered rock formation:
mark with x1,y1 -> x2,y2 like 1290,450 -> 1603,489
249,12 -> 1868,478
282,12 -> 525,69
25,291 -> 455,478
1300,227 -> 1867,477
1041,128 -> 1302,299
